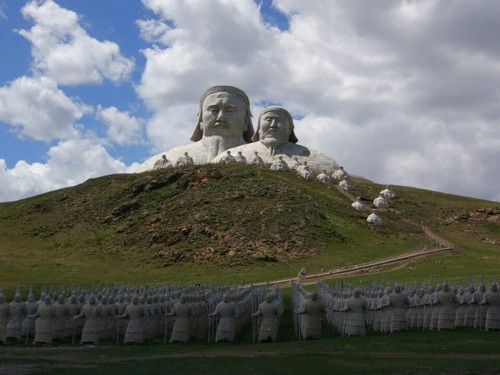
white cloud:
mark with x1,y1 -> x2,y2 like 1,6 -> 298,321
96,106 -> 144,146
0,137 -> 138,202
0,2 -> 6,20
0,76 -> 88,141
19,0 -> 134,85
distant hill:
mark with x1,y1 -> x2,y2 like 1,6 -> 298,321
0,164 -> 498,289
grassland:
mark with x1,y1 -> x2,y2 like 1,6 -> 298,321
0,164 -> 498,294
0,165 -> 499,374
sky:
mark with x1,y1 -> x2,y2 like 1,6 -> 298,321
0,0 -> 499,203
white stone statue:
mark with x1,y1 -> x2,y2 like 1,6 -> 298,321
6,292 -> 26,341
463,285 -> 476,327
373,193 -> 390,208
0,294 -> 9,344
249,151 -> 265,166
367,210 -> 382,225
74,295 -> 101,345
234,151 -> 247,164
210,293 -> 238,342
52,295 -> 69,340
31,295 -> 56,345
435,283 -> 458,330
175,152 -> 194,167
298,164 -> 314,180
380,185 -> 396,199
167,294 -> 193,343
219,150 -> 236,164
387,284 -> 409,332
482,283 -> 500,331
298,292 -> 325,339
22,291 -> 38,338
270,156 -> 289,171
295,161 -> 308,175
66,294 -> 81,338
289,156 -> 302,170
316,170 -> 331,184
253,293 -> 283,342
473,284 -> 487,329
213,106 -> 338,172
136,85 -> 254,171
332,166 -> 348,181
351,197 -> 368,211
338,176 -> 353,192
153,155 -> 172,170
344,289 -> 369,336
118,295 -> 146,344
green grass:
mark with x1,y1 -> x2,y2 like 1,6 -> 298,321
2,330 -> 499,375
0,165 -> 499,296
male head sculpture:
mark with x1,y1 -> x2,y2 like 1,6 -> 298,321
252,106 -> 298,152
136,85 -> 254,171
190,85 -> 254,143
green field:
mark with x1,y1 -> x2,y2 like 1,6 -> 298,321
0,165 -> 499,374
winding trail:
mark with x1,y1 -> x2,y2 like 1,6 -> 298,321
255,184 -> 457,288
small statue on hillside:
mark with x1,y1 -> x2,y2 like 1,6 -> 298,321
270,156 -> 289,171
316,170 -> 331,184
351,197 -> 368,211
176,152 -> 194,167
153,155 -> 172,170
332,166 -> 348,181
367,210 -> 382,225
219,150 -> 237,164
249,151 -> 265,166
380,185 -> 396,199
338,176 -> 353,192
234,151 -> 247,164
373,193 -> 390,208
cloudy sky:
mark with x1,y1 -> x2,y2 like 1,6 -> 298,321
1,0 -> 499,203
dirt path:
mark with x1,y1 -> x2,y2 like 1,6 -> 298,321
255,246 -> 454,288
254,187 -> 457,288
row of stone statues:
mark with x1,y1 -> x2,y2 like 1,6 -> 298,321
2,278 -> 498,345
137,86 -> 340,173
0,284 -> 285,346
313,280 -> 500,337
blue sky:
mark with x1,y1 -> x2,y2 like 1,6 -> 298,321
1,0 -> 500,202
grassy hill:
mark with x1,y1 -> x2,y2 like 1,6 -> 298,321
0,164 -> 499,292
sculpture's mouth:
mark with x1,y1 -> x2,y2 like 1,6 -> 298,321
264,129 -> 278,137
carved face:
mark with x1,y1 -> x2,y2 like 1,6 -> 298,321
259,109 -> 290,147
200,92 -> 246,139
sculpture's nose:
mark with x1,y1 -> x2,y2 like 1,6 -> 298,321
216,109 -> 226,121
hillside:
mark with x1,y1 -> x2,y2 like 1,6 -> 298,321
0,164 -> 499,289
